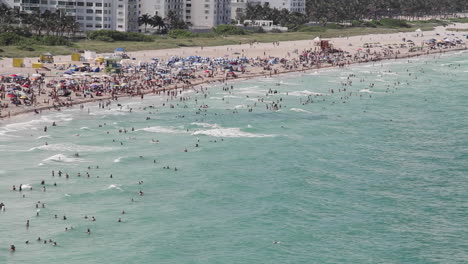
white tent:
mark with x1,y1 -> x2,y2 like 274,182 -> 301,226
414,28 -> 423,37
84,51 -> 97,60
313,37 -> 321,46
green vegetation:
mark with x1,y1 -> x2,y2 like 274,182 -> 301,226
212,25 -> 247,35
86,30 -> 153,42
446,28 -> 468,32
306,0 -> 468,22
0,33 -> 72,47
243,3 -> 308,30
448,17 -> 468,23
167,29 -> 195,39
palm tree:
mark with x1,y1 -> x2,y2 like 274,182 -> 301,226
138,14 -> 152,32
150,14 -> 166,33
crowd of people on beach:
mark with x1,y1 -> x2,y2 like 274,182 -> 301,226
0,36 -> 465,118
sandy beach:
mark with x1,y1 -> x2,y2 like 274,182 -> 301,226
1,23 -> 467,119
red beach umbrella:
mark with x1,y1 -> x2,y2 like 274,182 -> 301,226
9,74 -> 17,77
7,94 -> 16,98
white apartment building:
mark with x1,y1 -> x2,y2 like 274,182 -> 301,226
188,0 -> 231,29
140,0 -> 230,30
231,0 -> 305,20
0,0 -> 140,32
139,0 -> 184,18
230,0 -> 246,20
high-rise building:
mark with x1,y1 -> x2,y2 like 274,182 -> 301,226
230,0 -> 247,21
140,0 -> 231,30
0,0 -> 140,32
188,0 -> 231,29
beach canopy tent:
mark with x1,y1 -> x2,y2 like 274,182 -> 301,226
313,37 -> 321,46
115,48 -> 125,52
415,28 -> 422,32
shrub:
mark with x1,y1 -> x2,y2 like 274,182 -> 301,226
0,32 -> 23,46
17,45 -> 35,51
212,25 -> 246,35
363,21 -> 381,28
251,27 -> 265,34
325,23 -> 344,29
36,36 -> 71,46
196,32 -> 217,38
95,35 -> 115,42
86,30 -> 153,42
296,26 -> 326,32
168,29 -> 194,38
379,18 -> 411,28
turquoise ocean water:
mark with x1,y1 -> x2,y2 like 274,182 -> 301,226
0,51 -> 467,263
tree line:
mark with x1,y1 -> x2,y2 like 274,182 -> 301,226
138,11 -> 188,34
0,4 -> 79,37
242,0 -> 468,26
306,0 -> 468,23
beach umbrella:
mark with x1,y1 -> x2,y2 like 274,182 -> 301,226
7,94 -> 16,98
20,95 -> 28,99
9,74 -> 17,77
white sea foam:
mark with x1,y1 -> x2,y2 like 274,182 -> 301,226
359,89 -> 376,93
278,81 -> 300,86
223,95 -> 241,98
191,123 -> 221,129
288,90 -> 326,96
1,114 -> 73,136
192,127 -> 274,138
107,184 -> 123,191
89,109 -> 128,116
37,135 -> 51,139
30,143 -> 113,152
234,105 -> 247,109
114,157 -> 123,163
138,126 -> 186,134
290,108 -> 312,113
43,154 -> 84,163
80,127 -> 90,130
